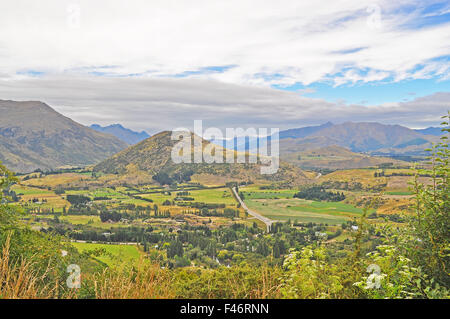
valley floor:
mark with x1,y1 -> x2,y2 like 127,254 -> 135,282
1,162 -> 448,299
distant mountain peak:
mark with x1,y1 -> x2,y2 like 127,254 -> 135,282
90,123 -> 150,145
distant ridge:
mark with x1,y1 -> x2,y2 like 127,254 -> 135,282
280,122 -> 334,139
278,121 -> 439,155
211,121 -> 439,156
0,100 -> 128,173
281,145 -> 410,170
90,123 -> 150,145
414,127 -> 445,136
209,122 -> 334,151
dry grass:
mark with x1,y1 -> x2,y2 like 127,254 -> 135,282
1,234 -> 173,299
0,235 -> 318,299
90,260 -> 175,299
172,265 -> 284,299
1,236 -> 282,299
21,173 -> 83,188
0,234 -> 57,299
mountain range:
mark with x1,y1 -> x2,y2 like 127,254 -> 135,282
90,124 -> 150,145
0,100 -> 127,173
218,122 -> 440,156
280,122 -> 334,139
279,122 -> 439,155
0,99 -> 445,174
281,145 -> 409,170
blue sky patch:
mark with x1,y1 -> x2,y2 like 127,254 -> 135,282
274,78 -> 450,105
16,70 -> 45,77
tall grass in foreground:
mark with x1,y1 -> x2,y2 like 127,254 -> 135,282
90,260 -> 175,299
172,265 -> 284,298
1,234 -> 448,299
0,238 -> 286,299
0,235 -> 55,299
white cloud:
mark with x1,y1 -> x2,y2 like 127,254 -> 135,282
0,1 -> 448,131
0,0 -> 449,86
0,75 -> 447,132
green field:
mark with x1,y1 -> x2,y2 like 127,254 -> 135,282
65,188 -> 129,200
240,190 -> 297,199
245,197 -> 367,224
60,215 -> 130,229
188,188 -> 235,204
71,242 -> 142,267
12,185 -> 53,195
385,191 -> 413,195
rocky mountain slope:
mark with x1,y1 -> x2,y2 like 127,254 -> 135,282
0,100 -> 128,172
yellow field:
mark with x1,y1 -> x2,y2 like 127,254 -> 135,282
12,185 -> 69,212
21,173 -> 86,188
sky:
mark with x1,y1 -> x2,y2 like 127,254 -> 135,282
0,0 -> 449,133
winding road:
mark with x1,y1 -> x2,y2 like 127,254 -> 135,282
232,187 -> 276,232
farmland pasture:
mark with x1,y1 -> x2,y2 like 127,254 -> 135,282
21,173 -> 84,188
385,191 -> 413,196
60,215 -> 130,229
11,167 -> 417,235
71,242 -> 142,267
12,185 -> 69,212
244,197 -> 367,224
12,185 -> 53,195
240,190 -> 297,200
188,188 -> 236,204
137,187 -> 236,207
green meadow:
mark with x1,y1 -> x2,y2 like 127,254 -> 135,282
71,242 -> 142,267
60,215 -> 130,229
240,190 -> 297,199
12,185 -> 53,195
188,188 -> 236,204
245,197 -> 367,224
385,191 -> 413,195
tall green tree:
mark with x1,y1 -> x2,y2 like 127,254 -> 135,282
0,161 -> 20,230
409,112 -> 449,286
